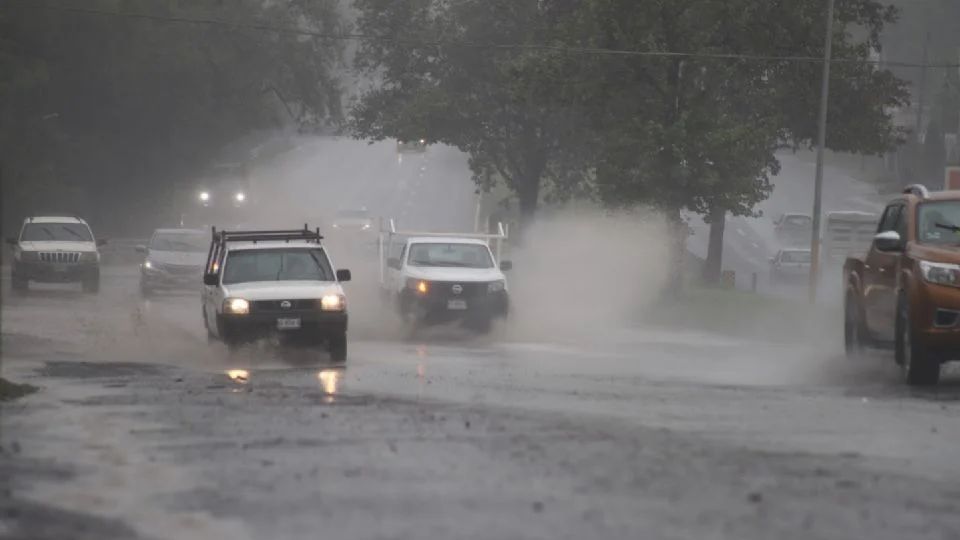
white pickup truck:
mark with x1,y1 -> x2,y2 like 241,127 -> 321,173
379,220 -> 511,333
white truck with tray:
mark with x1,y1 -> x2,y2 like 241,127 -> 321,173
378,219 -> 512,333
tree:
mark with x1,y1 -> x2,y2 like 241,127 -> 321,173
0,1 -> 345,234
350,0 -> 592,233
576,0 -> 908,288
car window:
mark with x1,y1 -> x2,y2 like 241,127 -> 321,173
877,204 -> 902,233
407,243 -> 494,269
222,248 -> 334,284
20,222 -> 93,242
917,201 -> 960,245
150,231 -> 208,252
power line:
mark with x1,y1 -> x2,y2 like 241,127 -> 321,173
7,1 -> 960,70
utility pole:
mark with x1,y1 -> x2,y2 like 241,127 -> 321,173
809,0 -> 836,303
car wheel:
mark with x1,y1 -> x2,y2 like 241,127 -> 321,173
844,289 -> 867,357
82,275 -> 100,294
329,332 -> 347,363
896,293 -> 940,386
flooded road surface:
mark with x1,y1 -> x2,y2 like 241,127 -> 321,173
3,266 -> 960,540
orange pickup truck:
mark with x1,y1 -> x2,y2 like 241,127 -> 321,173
844,185 -> 960,385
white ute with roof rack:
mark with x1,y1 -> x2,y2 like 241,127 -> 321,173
7,216 -> 106,294
379,219 -> 512,333
201,225 -> 352,361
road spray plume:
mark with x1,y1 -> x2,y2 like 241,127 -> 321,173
503,209 -> 671,342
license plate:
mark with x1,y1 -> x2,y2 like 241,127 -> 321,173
277,318 -> 301,330
447,299 -> 468,311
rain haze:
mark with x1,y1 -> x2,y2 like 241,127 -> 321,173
2,1 -> 960,539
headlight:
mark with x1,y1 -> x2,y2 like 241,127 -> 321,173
143,260 -> 155,270
407,279 -> 429,295
223,297 -> 250,315
199,191 -> 210,202
919,260 -> 960,287
361,223 -> 371,230
18,250 -> 38,262
320,294 -> 346,311
80,251 -> 99,263
235,192 -> 246,203
488,280 -> 506,293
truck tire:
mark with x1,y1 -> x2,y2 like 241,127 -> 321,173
329,332 -> 347,363
896,293 -> 940,386
844,289 -> 867,357
82,274 -> 100,294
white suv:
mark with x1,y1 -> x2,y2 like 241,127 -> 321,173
201,227 -> 351,361
6,216 -> 104,293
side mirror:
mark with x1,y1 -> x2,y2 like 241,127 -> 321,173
336,269 -> 352,282
203,273 -> 219,286
499,260 -> 513,271
135,245 -> 147,254
387,258 -> 401,270
5,237 -> 17,246
874,230 -> 903,252
97,239 -> 108,247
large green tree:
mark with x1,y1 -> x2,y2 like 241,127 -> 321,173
350,0 -> 592,232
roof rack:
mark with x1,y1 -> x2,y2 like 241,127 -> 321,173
204,224 -> 322,275
211,224 -> 323,245
903,184 -> 930,199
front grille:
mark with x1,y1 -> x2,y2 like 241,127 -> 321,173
427,281 -> 488,299
251,299 -> 318,312
39,252 -> 80,264
164,264 -> 200,276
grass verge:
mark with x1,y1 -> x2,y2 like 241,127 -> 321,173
644,287 -> 841,343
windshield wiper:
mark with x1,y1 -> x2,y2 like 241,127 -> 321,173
39,227 -> 55,239
935,222 -> 960,232
61,226 -> 84,240
275,256 -> 285,281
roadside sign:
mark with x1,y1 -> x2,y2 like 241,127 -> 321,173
947,166 -> 960,191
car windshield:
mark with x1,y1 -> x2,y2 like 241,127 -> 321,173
782,216 -> 812,228
917,201 -> 960,245
20,222 -> 93,242
408,243 -> 494,268
222,248 -> 334,284
781,251 -> 811,263
150,231 -> 208,252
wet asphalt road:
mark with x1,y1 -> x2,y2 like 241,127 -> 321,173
3,141 -> 960,539
2,265 -> 960,540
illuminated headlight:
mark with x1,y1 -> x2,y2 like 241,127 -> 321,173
234,192 -> 246,203
199,191 -> 210,202
419,139 -> 426,145
361,223 -> 371,230
223,297 -> 250,315
144,260 -> 153,269
407,279 -> 429,295
320,294 -> 345,311
919,260 -> 960,287
488,280 -> 506,293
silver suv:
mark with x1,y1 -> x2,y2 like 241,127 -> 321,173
7,216 -> 105,293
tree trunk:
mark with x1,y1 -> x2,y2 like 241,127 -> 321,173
664,207 -> 687,299
702,206 -> 726,285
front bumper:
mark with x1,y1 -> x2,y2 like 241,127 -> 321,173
14,261 -> 98,283
401,288 -> 509,324
218,310 -> 348,344
142,267 -> 202,290
911,281 -> 960,360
